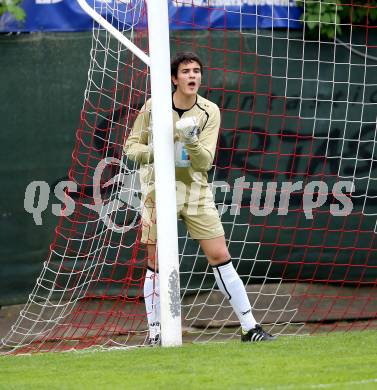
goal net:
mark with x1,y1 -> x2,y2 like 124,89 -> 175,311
1,0 -> 376,354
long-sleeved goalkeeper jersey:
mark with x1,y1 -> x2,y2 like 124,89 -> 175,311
123,94 -> 221,189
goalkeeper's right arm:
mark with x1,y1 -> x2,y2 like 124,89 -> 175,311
123,103 -> 154,164
176,105 -> 221,172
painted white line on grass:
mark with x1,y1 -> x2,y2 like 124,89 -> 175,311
309,378 -> 377,388
256,378 -> 377,390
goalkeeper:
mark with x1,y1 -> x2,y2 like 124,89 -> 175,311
124,52 -> 275,344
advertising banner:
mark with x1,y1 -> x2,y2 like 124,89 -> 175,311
0,0 -> 302,32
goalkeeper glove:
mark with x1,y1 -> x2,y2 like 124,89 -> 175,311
175,116 -> 199,144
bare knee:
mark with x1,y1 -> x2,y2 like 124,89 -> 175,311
206,248 -> 231,266
147,259 -> 158,270
199,237 -> 231,266
147,244 -> 158,271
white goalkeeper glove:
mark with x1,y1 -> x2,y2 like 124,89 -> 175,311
175,116 -> 199,144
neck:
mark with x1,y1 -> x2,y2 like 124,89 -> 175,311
173,90 -> 197,110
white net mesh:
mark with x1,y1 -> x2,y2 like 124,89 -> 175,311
1,0 -> 376,354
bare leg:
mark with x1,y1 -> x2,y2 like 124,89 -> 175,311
199,235 -> 230,266
147,244 -> 158,270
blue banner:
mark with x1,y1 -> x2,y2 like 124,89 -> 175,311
0,0 -> 302,33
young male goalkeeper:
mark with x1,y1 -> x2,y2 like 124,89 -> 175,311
124,52 -> 275,344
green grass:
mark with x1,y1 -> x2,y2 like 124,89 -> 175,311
1,331 -> 377,389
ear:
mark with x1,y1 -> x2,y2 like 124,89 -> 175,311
171,75 -> 178,86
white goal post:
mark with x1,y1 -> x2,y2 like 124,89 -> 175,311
77,0 -> 182,347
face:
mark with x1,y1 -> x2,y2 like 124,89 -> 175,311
172,60 -> 202,97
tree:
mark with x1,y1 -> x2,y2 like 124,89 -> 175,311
0,0 -> 25,22
297,0 -> 377,40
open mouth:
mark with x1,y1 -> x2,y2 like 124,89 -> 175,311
188,82 -> 196,87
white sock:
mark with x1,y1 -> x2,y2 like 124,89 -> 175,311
144,268 -> 160,338
212,261 -> 257,332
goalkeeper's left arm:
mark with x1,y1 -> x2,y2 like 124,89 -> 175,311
176,106 -> 221,172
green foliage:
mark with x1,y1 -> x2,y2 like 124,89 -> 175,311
297,0 -> 377,39
0,0 -> 25,22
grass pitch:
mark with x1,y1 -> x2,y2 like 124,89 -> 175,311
0,331 -> 376,389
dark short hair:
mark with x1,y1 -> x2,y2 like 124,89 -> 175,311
171,52 -> 203,78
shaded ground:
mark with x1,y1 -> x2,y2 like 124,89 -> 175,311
1,282 -> 376,352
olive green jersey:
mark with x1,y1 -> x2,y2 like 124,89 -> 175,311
124,94 -> 224,243
123,94 -> 221,188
